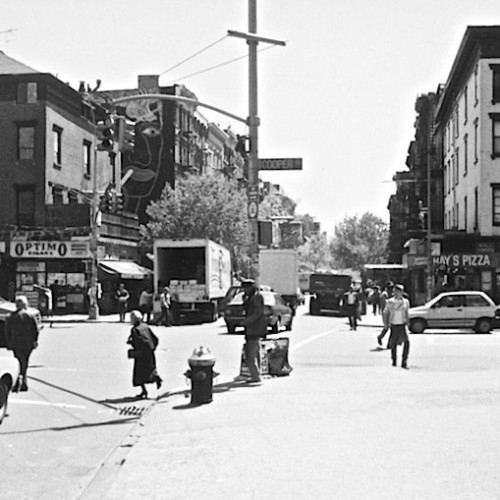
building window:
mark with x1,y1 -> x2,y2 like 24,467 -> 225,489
83,140 -> 91,177
16,186 -> 35,226
17,82 -> 37,104
18,125 -> 35,160
463,135 -> 468,175
454,107 -> 459,138
492,185 -> 500,226
464,196 -> 468,232
52,186 -> 64,205
474,187 -> 478,230
53,126 -> 62,167
68,191 -> 78,204
474,64 -> 479,106
455,149 -> 459,184
490,64 -> 500,104
463,85 -> 468,124
474,118 -> 479,163
493,119 -> 500,158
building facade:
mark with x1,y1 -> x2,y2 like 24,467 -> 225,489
0,52 -> 145,313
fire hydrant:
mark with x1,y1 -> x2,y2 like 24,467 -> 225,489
184,346 -> 218,405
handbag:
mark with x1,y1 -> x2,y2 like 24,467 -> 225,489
127,349 -> 142,359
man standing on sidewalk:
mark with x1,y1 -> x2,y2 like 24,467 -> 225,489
241,279 -> 266,383
5,295 -> 40,391
382,284 -> 411,369
343,284 -> 360,331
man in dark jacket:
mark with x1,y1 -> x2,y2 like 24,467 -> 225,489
241,279 -> 267,383
5,295 -> 40,392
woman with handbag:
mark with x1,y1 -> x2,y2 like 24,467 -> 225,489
127,310 -> 163,399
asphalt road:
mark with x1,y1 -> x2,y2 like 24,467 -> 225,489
2,306 -> 500,499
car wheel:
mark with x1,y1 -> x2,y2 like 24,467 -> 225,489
271,318 -> 281,334
409,318 -> 426,334
475,318 -> 492,333
0,379 -> 9,425
309,298 -> 319,315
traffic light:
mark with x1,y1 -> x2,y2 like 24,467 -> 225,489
116,117 -> 135,152
96,116 -> 115,151
99,186 -> 115,213
115,192 -> 124,213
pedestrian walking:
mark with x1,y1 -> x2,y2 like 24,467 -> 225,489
138,287 -> 153,324
343,284 -> 360,331
377,282 -> 394,347
381,284 -> 411,369
371,286 -> 381,315
157,286 -> 172,326
241,279 -> 266,383
127,310 -> 163,399
115,283 -> 130,322
5,295 -> 40,392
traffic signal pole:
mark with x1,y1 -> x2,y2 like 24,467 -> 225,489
228,0 -> 286,274
88,141 -> 100,320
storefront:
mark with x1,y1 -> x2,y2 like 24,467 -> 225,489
9,239 -> 91,313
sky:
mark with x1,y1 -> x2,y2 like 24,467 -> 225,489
2,0 -> 500,236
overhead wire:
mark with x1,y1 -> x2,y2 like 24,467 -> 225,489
159,35 -> 228,76
163,44 -> 278,85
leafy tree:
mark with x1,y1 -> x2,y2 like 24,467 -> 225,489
142,172 -> 250,274
259,191 -> 296,219
330,212 -> 389,272
298,233 -> 330,272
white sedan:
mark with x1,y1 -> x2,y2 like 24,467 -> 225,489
0,353 -> 19,424
409,291 -> 497,334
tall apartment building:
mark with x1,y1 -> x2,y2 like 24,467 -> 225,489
433,26 -> 500,300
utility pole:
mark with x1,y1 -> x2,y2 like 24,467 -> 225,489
88,143 -> 100,320
426,130 -> 434,302
228,0 -> 285,275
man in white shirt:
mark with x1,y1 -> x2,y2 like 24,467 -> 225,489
382,284 -> 411,369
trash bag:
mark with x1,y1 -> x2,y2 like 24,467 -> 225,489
266,340 -> 293,376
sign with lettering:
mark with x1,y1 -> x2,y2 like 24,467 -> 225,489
432,254 -> 491,268
259,158 -> 303,170
10,240 -> 91,259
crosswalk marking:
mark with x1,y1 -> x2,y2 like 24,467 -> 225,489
9,399 -> 86,409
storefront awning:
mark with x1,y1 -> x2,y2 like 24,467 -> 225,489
98,261 -> 153,280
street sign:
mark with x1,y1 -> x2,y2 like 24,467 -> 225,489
248,186 -> 259,201
248,200 -> 258,219
259,158 -> 303,170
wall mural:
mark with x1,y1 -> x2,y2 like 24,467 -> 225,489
119,96 -> 173,223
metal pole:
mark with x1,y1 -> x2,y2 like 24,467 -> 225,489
247,0 -> 260,269
88,132 -> 100,320
426,136 -> 433,302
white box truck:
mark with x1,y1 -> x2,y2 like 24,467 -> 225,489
259,249 -> 300,314
153,239 -> 232,323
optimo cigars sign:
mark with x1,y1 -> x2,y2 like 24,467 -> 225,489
10,240 -> 90,259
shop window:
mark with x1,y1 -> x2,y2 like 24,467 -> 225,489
489,113 -> 500,158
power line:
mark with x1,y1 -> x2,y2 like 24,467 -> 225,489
164,44 -> 277,84
159,35 -> 228,76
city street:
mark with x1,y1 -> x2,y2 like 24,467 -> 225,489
2,304 -> 500,499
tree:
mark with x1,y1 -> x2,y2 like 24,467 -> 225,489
298,233 -> 330,272
259,191 -> 296,219
330,213 -> 389,272
142,172 -> 251,274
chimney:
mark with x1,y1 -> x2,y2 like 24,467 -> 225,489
138,75 -> 159,90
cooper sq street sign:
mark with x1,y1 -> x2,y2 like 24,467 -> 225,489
259,158 -> 303,170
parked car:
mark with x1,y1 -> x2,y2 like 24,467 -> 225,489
408,291 -> 497,334
224,291 -> 293,334
219,284 -> 273,317
0,354 -> 19,424
0,297 -> 43,348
